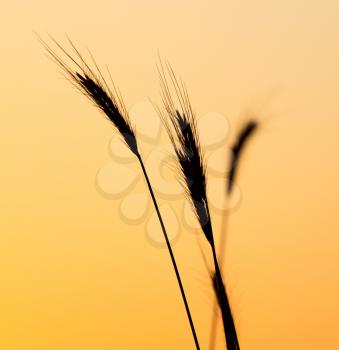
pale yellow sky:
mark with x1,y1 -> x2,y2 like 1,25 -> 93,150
1,1 -> 339,349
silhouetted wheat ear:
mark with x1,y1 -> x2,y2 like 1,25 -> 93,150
39,37 -> 200,350
158,61 -> 239,350
38,35 -> 138,156
157,61 -> 213,245
228,120 -> 258,193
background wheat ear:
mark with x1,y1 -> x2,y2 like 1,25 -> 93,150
209,118 -> 259,350
157,60 -> 239,350
228,120 -> 258,193
38,36 -> 200,350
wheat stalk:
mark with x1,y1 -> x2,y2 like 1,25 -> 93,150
209,119 -> 258,350
38,36 -> 200,350
158,60 -> 239,350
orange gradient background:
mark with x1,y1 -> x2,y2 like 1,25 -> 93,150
1,1 -> 339,349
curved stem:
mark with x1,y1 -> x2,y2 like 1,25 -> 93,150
137,154 -> 200,350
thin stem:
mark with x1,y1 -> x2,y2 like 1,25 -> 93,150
137,154 -> 200,350
211,247 -> 239,350
206,202 -> 239,350
209,207 -> 230,350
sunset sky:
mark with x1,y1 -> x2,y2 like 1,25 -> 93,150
1,1 -> 339,349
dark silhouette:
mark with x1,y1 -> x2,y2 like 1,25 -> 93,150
209,119 -> 258,350
39,36 -> 200,350
158,61 -> 239,350
228,121 -> 258,194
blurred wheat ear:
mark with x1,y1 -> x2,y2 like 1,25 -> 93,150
228,121 -> 258,193
38,35 -> 200,350
157,60 -> 239,350
209,119 -> 258,350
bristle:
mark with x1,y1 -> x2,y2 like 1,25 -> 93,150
228,120 -> 258,193
38,36 -> 138,156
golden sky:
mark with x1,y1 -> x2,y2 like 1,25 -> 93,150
1,0 -> 339,349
